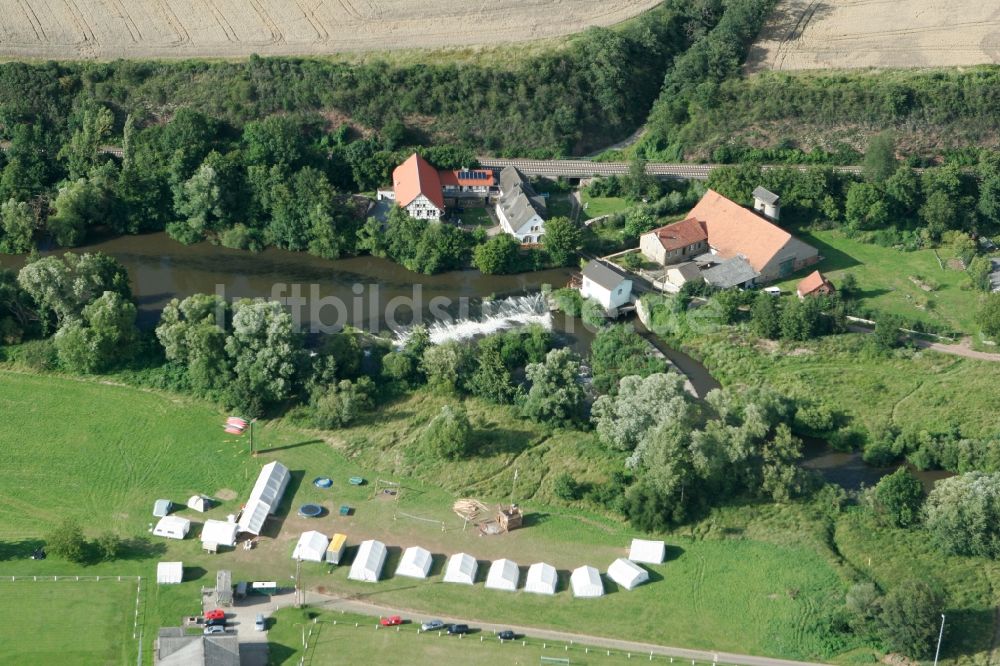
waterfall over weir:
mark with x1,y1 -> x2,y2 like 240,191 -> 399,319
395,293 -> 551,346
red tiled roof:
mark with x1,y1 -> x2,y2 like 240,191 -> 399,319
797,270 -> 834,296
438,169 -> 495,188
650,217 -> 707,252
392,153 -> 444,210
687,189 -> 793,272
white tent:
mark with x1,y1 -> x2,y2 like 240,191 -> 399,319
396,546 -> 433,579
156,561 -> 183,585
153,516 -> 190,540
238,461 -> 290,536
607,557 -> 649,591
152,499 -> 172,517
628,538 -> 665,564
187,495 -> 212,512
292,531 -> 330,563
485,558 -> 520,592
570,565 -> 604,598
348,539 -> 387,582
443,553 -> 477,585
201,519 -> 238,549
524,562 -> 557,595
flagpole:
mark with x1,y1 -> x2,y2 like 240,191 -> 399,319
249,420 -> 254,457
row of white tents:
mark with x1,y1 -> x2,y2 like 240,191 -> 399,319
335,538 -> 664,597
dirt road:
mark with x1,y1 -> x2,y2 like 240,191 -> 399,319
303,592 -> 833,666
0,0 -> 661,60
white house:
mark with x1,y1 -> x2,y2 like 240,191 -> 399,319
581,259 -> 633,310
291,531 -> 330,563
348,539 -> 387,583
443,552 -> 477,585
570,566 -> 604,598
495,166 -> 546,244
396,546 -> 433,579
153,516 -> 190,540
485,558 -> 520,592
607,558 -> 649,591
391,153 -> 445,220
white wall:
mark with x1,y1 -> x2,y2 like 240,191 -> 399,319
582,277 -> 632,310
404,194 -> 443,220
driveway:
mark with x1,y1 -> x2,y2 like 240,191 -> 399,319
207,589 -> 298,666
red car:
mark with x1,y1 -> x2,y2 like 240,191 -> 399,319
379,615 -> 403,627
204,609 -> 226,621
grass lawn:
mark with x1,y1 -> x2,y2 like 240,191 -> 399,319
580,192 -> 629,220
773,229 -> 987,335
1,368 -> 996,663
0,579 -> 137,665
456,206 -> 494,227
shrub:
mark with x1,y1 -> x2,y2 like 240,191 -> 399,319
553,472 -> 581,501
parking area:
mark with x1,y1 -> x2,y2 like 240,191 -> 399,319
203,588 -> 299,666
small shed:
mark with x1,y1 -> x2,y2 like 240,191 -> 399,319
152,499 -> 173,518
292,531 -> 330,563
216,570 -> 233,606
581,259 -> 633,311
396,546 -> 433,579
485,558 -> 520,592
201,520 -> 238,551
796,270 -> 835,299
153,516 -> 190,540
326,533 -> 347,565
752,186 -> 781,221
607,558 -> 649,591
156,561 -> 183,585
186,495 -> 212,512
628,538 -> 666,564
524,562 -> 557,595
443,552 -> 477,585
348,539 -> 387,583
570,565 -> 604,598
497,505 -> 523,532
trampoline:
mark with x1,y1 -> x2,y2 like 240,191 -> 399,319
298,504 -> 323,518
313,477 -> 333,488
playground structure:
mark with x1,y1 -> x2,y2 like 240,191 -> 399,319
453,499 -> 523,535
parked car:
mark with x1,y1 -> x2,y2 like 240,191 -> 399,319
204,609 -> 225,621
255,614 -> 266,631
203,625 -> 226,635
379,615 -> 403,627
447,624 -> 470,635
498,630 -> 516,641
420,619 -> 445,632
205,617 -> 226,627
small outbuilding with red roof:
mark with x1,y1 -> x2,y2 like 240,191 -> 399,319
797,270 -> 835,299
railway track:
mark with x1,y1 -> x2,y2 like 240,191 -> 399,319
478,157 -> 864,181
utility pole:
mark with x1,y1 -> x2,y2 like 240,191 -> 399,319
933,614 -> 946,666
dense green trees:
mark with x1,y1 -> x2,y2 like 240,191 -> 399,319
870,468 -> 924,528
877,580 -> 944,659
924,472 -> 1000,559
17,253 -> 130,329
978,293 -> 1000,340
418,405 -> 472,461
542,217 -> 583,267
589,325 -> 667,394
54,291 -> 138,373
472,235 -> 521,275
156,294 -> 230,394
523,348 -> 587,427
225,299 -> 301,414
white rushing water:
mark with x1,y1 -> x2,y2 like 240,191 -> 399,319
395,293 -> 552,347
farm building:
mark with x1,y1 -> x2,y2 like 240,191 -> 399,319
349,540 -> 387,583
485,559 -> 520,592
385,153 -> 445,220
703,257 -> 760,289
581,260 -> 633,311
570,566 -> 604,598
608,558 -> 649,591
496,166 -> 547,244
201,520 -> 238,551
326,533 -> 347,565
292,531 -> 330,563
524,562 -> 558,595
156,561 -> 183,585
640,189 -> 818,283
237,461 -> 290,536
396,546 -> 433,579
153,516 -> 190,540
156,627 -> 239,666
443,553 -> 478,585
797,270 -> 835,298
629,539 -> 665,564
439,168 -> 495,196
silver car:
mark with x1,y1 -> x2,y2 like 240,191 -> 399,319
420,619 -> 445,632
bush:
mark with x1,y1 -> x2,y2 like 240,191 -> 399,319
551,288 -> 583,317
13,338 -> 58,371
553,472 -> 582,501
418,405 -> 472,461
46,518 -> 87,563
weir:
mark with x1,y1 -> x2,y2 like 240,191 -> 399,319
395,293 -> 552,346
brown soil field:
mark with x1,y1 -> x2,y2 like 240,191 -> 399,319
747,0 -> 1000,71
0,0 -> 662,60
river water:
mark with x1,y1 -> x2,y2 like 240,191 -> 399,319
1,232 -> 942,490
